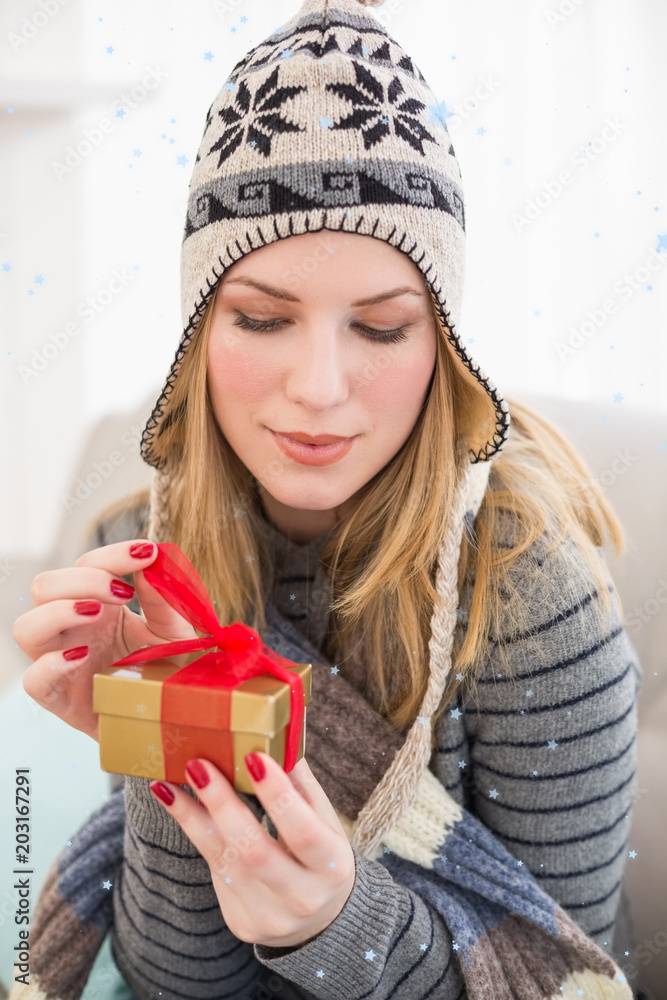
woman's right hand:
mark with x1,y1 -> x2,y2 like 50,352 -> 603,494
12,540 -> 198,743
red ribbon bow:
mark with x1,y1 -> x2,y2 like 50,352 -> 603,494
112,543 -> 305,774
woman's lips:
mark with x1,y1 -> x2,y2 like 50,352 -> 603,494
268,428 -> 357,466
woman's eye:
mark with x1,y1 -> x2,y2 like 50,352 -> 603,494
231,311 -> 410,344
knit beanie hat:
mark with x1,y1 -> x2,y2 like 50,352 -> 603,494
141,0 -> 511,859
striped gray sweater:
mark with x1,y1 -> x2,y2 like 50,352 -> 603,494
91,504 -> 640,999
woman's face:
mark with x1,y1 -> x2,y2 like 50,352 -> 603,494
206,230 -> 438,542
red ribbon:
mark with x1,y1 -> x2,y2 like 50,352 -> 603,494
112,543 -> 305,774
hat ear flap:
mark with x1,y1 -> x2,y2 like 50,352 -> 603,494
432,305 -> 503,465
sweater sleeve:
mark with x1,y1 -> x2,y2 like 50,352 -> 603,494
457,518 -> 640,951
110,775 -> 273,1000
253,844 -> 466,999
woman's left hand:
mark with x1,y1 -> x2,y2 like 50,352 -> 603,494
149,752 -> 356,949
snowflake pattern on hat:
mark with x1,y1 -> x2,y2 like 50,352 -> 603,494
205,67 -> 308,167
326,61 -> 440,155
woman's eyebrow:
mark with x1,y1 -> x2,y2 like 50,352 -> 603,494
222,276 -> 424,307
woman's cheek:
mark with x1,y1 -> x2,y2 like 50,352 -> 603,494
209,340 -> 276,403
361,356 -> 432,411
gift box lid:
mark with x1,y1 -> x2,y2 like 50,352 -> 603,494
93,651 -> 311,737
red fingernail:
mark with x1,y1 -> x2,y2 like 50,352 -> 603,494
63,646 -> 89,661
245,753 -> 266,783
74,600 -> 101,616
130,543 -> 154,559
150,781 -> 175,806
185,759 -> 210,789
110,579 -> 135,599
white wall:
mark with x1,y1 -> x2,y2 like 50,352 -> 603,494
1,0 -> 666,560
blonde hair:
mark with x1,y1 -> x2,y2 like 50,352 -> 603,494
91,280 -> 627,744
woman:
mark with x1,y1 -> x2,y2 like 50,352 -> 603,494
12,0 -> 640,998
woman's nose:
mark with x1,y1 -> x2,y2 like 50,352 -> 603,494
283,328 -> 352,408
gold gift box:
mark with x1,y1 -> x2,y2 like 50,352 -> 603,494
92,651 -> 311,794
